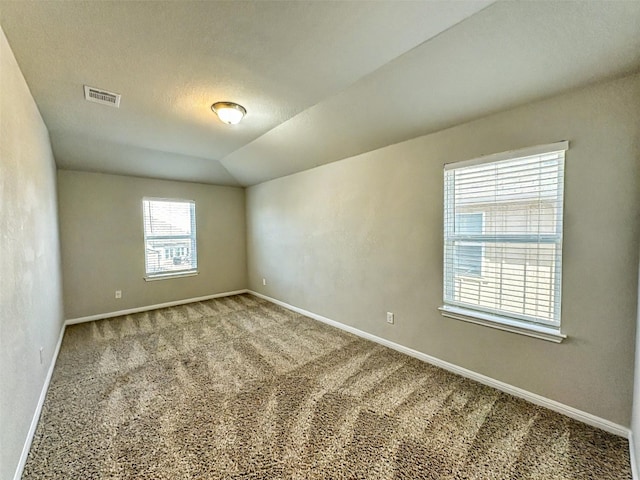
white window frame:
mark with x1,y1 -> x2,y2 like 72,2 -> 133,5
142,197 -> 198,280
440,141 -> 568,343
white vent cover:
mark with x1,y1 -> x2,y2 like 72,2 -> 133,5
84,85 -> 121,108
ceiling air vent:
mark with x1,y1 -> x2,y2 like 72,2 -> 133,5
84,85 -> 121,108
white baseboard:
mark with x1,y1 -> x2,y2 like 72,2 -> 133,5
630,431 -> 639,480
13,322 -> 66,480
249,290 -> 630,439
65,289 -> 248,325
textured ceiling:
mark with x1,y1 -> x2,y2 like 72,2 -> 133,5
1,1 -> 639,186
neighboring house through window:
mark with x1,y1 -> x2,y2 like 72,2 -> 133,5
441,141 -> 568,342
142,198 -> 197,279
454,212 -> 483,277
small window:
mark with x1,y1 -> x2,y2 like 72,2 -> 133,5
441,142 -> 567,341
142,198 -> 197,279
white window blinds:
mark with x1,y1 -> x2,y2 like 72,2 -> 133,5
443,142 -> 567,328
143,198 -> 197,278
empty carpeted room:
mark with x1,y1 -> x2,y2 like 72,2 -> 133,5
2,1 -> 640,479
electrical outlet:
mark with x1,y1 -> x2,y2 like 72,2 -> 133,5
39,347 -> 44,364
115,290 -> 122,299
386,312 -> 394,324
262,278 -> 267,286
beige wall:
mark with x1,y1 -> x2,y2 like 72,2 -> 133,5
247,73 -> 640,426
632,253 -> 640,472
58,171 -> 247,319
0,27 -> 64,480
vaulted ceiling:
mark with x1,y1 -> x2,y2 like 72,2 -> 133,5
1,1 -> 639,186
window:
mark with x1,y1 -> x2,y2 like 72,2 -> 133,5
454,213 -> 483,277
142,198 -> 197,279
441,141 -> 567,342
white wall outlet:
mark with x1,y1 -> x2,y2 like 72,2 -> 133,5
262,278 -> 267,286
39,347 -> 44,364
115,290 -> 122,299
386,312 -> 394,324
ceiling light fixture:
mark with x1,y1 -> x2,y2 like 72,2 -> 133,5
211,101 -> 247,125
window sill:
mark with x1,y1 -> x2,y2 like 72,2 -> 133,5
144,271 -> 198,282
438,305 -> 566,343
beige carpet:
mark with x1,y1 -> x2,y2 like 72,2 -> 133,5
23,294 -> 631,479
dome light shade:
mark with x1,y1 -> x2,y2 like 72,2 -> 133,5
211,101 -> 246,125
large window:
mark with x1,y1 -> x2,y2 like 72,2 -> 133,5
441,142 -> 567,341
143,198 -> 197,279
